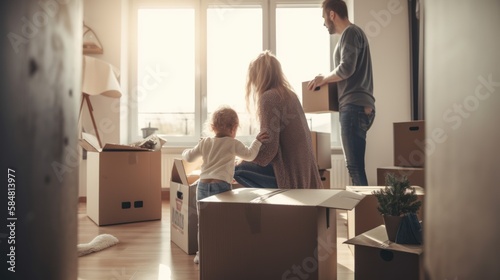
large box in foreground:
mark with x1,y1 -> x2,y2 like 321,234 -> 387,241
170,159 -> 202,255
345,225 -> 423,280
393,121 -> 425,167
199,188 -> 364,280
81,134 -> 164,226
302,81 -> 339,113
347,186 -> 425,243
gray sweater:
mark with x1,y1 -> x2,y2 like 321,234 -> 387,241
334,24 -> 375,110
252,89 -> 322,189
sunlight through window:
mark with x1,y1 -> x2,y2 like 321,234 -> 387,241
138,9 -> 195,136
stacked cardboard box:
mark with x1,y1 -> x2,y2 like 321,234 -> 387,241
311,131 -> 332,188
302,81 -> 337,189
377,121 -> 425,188
345,121 -> 426,278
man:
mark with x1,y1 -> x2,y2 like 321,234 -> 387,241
308,0 -> 375,186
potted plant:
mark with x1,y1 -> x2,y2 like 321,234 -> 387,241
372,173 -> 422,242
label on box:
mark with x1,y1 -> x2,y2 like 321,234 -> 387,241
171,205 -> 185,233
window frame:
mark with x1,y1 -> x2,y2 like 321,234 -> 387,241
128,0 -> 340,148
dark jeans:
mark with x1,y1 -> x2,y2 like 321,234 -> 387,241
339,104 -> 375,186
233,161 -> 278,188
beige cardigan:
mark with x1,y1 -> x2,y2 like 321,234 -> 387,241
252,89 -> 322,189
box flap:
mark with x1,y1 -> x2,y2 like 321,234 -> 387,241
316,190 -> 366,210
200,188 -> 365,210
347,186 -> 425,195
200,188 -> 280,203
102,143 -> 151,151
80,132 -> 166,152
344,225 -> 423,255
171,158 -> 202,185
78,139 -> 99,152
79,132 -> 102,152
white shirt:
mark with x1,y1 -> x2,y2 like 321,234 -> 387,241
182,137 -> 262,184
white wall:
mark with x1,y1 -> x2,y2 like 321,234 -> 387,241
82,0 -> 123,145
351,0 -> 412,185
80,0 -> 127,196
423,1 -> 500,278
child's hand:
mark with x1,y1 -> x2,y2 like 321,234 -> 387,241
256,131 -> 269,143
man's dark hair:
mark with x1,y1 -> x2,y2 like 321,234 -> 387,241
322,0 -> 348,19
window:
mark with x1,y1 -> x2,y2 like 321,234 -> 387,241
137,8 -> 196,137
131,0 -> 340,147
275,4 -> 339,141
207,6 -> 262,139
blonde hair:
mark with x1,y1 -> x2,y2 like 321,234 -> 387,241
209,106 -> 239,136
245,50 -> 295,116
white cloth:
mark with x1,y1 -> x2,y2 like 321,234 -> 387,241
82,55 -> 121,98
182,137 -> 262,184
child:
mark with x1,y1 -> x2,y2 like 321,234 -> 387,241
181,106 -> 268,264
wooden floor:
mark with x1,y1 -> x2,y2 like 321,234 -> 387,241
78,200 -> 355,280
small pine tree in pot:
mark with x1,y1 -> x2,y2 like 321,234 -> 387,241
372,173 -> 422,242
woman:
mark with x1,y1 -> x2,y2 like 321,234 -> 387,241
234,50 -> 322,189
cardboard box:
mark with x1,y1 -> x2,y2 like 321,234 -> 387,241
302,81 -> 339,113
377,166 -> 425,188
80,133 -> 164,226
347,186 -> 424,243
311,131 -> 332,170
319,169 -> 330,189
344,225 -> 423,280
170,158 -> 202,255
393,121 -> 425,167
198,188 -> 365,280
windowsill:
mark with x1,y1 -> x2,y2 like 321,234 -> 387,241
161,145 -> 344,155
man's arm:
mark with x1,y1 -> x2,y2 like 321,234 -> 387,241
307,72 -> 343,90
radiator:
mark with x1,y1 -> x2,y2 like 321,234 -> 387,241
330,154 -> 351,189
162,152 -> 351,190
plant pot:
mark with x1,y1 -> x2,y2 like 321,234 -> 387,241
383,214 -> 403,242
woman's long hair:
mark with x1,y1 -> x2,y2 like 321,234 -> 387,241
245,50 -> 295,118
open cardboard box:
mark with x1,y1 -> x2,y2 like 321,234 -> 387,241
79,133 -> 165,226
198,188 -> 365,280
170,158 -> 202,255
346,186 -> 425,251
344,225 -> 423,280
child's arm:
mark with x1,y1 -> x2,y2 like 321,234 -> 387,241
234,134 -> 266,162
182,138 -> 204,162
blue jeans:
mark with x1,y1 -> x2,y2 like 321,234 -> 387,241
339,104 -> 375,186
233,161 -> 278,188
196,181 -> 231,201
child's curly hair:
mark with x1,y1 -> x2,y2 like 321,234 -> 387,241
210,106 -> 239,135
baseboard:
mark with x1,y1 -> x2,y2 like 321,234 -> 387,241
162,188 -> 170,201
